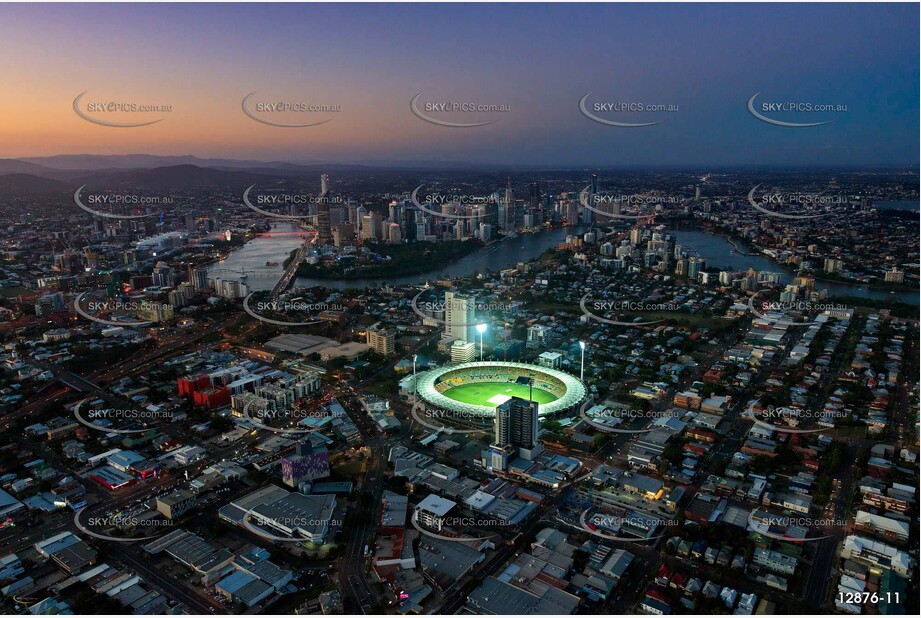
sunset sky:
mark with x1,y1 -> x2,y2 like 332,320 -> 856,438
0,2 -> 917,167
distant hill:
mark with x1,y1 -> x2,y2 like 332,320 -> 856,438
81,164 -> 285,190
19,154 -> 272,171
0,173 -> 68,194
0,159 -> 55,175
18,154 -> 377,173
15,154 -> 491,173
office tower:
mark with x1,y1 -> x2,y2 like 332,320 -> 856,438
495,396 -> 542,460
488,191 -> 501,227
361,212 -> 380,241
581,199 -> 595,225
402,206 -> 417,242
328,206 -> 345,226
503,177 -> 516,230
348,201 -> 359,225
388,222 -> 402,244
316,204 -> 332,245
439,201 -> 457,219
444,290 -> 476,342
565,201 -> 578,225
333,223 -> 354,246
313,174 -> 332,245
528,182 -> 541,210
581,173 -> 598,224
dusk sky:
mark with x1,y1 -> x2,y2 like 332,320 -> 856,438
0,2 -> 917,167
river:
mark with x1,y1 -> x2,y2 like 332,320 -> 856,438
667,228 -> 918,305
212,221 -> 917,304
206,223 -> 308,292
292,225 -> 590,290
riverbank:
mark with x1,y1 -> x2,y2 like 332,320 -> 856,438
292,224 -> 589,290
667,225 -> 918,305
295,239 -> 481,281
673,221 -> 918,295
211,219 -> 916,304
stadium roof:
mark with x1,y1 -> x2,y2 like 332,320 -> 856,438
415,361 -> 586,418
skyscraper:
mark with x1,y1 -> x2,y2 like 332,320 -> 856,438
444,290 -> 476,343
503,177 -> 515,230
403,205 -> 417,242
582,174 -> 596,225
528,182 -> 540,209
361,212 -> 379,241
152,262 -> 175,287
316,205 -> 332,245
316,174 -> 332,245
188,265 -> 209,291
495,396 -> 542,460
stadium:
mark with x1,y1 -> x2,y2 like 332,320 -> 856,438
415,361 -> 587,423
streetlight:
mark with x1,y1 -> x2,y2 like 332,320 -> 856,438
412,354 -> 418,409
476,324 -> 487,361
579,341 -> 586,381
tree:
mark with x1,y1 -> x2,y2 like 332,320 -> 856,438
592,433 -> 609,450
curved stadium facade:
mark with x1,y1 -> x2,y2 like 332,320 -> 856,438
415,361 -> 587,421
